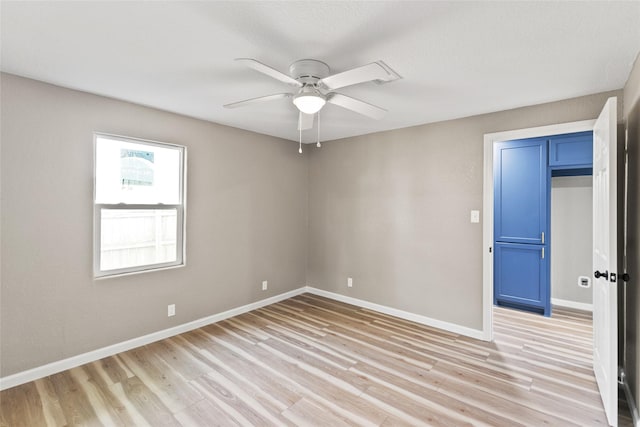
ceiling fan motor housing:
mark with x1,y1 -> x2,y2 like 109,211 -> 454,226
289,59 -> 330,85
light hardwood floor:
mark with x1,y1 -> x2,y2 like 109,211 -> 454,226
0,294 -> 630,426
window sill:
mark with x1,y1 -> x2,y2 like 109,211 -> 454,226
93,263 -> 185,280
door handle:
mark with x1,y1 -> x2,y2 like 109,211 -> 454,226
594,270 -> 609,280
541,232 -> 545,244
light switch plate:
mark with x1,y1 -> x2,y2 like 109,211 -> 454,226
470,210 -> 480,223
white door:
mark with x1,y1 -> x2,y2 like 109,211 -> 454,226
592,97 -> 618,427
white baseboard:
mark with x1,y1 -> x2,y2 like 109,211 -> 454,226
1,285 -> 486,391
622,372 -> 640,427
304,287 -> 485,340
551,298 -> 593,312
0,287 -> 307,391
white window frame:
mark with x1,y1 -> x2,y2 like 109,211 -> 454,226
93,133 -> 186,278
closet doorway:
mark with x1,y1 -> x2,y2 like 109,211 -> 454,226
481,118 -> 596,337
492,130 -> 593,317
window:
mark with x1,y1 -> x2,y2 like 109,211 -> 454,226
94,134 -> 185,277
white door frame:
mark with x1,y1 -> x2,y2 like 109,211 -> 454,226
482,119 -> 596,341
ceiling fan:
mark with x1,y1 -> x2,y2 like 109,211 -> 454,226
223,58 -> 401,136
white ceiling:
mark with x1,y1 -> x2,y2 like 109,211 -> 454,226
1,1 -> 639,143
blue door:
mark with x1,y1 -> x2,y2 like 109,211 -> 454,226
494,139 -> 548,244
494,242 -> 548,312
494,138 -> 550,316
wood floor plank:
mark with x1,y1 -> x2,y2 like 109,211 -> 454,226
253,307 -> 328,338
281,397 -> 354,427
188,344 -> 296,420
0,294 -> 623,426
71,364 -> 138,425
33,378 -> 67,426
431,361 -> 607,426
182,330 -> 302,411
173,398 -> 242,427
261,323 -> 357,368
117,346 -> 204,414
430,370 -> 582,427
255,305 -> 329,331
93,355 -> 135,386
48,369 -> 102,426
259,336 -> 370,391
191,371 -> 292,426
363,384 -> 472,427
147,337 -> 214,381
0,381 -> 49,427
351,364 -> 518,427
218,339 -> 388,425
112,375 -> 180,427
324,325 -> 436,370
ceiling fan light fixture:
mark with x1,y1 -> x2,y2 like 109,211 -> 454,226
293,87 -> 326,114
293,94 -> 326,114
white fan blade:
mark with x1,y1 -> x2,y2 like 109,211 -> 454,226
236,58 -> 302,87
223,93 -> 292,109
326,93 -> 387,120
298,112 -> 314,130
319,61 -> 400,90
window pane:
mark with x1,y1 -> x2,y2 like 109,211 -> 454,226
95,136 -> 181,204
100,209 -> 177,271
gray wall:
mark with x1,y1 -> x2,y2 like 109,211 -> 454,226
307,90 -> 622,331
623,53 -> 640,418
0,74 -> 308,377
550,176 -> 593,305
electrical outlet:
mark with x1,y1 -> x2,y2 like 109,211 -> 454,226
578,276 -> 591,288
470,210 -> 480,223
347,277 -> 353,288
168,304 -> 175,317
262,280 -> 268,291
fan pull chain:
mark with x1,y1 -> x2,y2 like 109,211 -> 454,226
316,112 -> 321,148
298,127 -> 302,154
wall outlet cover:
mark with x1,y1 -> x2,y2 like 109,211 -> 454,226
262,280 -> 268,291
578,276 -> 591,288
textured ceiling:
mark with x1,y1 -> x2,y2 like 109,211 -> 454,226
1,1 -> 639,143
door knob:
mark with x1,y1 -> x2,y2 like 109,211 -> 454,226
594,270 -> 609,279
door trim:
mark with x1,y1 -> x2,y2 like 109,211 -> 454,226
482,119 -> 596,341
